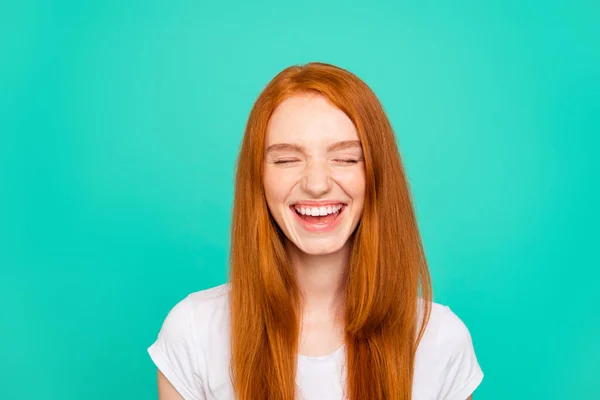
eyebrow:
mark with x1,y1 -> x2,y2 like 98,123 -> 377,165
266,140 -> 362,153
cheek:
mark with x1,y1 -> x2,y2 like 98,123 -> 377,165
263,168 -> 297,205
336,169 -> 366,203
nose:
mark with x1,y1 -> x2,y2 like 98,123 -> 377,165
301,159 -> 333,197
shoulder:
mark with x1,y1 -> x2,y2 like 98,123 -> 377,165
173,283 -> 232,345
413,300 -> 484,399
147,283 -> 232,399
158,283 -> 230,336
418,301 -> 474,350
186,282 -> 231,314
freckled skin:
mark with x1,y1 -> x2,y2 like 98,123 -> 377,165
263,93 -> 366,255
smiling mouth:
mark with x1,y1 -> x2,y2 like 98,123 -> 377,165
289,204 -> 347,225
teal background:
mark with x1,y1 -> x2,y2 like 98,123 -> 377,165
1,0 -> 598,398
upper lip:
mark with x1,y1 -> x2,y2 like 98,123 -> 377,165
290,200 -> 347,207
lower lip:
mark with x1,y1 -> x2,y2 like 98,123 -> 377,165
290,205 -> 347,233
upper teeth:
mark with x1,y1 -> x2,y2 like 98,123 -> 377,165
294,205 -> 343,216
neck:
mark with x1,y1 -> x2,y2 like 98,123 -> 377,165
286,239 -> 352,323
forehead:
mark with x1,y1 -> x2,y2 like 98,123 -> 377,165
265,93 -> 359,147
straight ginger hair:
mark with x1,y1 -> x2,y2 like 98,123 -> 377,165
229,62 -> 433,400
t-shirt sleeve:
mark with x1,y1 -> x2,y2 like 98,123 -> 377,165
147,296 -> 206,400
438,307 -> 484,400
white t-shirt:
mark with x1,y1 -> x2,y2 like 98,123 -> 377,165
148,283 -> 483,400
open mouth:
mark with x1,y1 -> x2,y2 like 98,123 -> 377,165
289,203 -> 347,231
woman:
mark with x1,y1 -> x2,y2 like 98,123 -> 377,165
148,62 -> 484,399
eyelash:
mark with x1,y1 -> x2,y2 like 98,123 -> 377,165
273,160 -> 296,164
273,159 -> 360,165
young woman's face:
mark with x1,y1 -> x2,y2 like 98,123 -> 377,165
263,93 -> 366,255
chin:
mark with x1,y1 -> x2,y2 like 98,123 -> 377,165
295,238 -> 348,256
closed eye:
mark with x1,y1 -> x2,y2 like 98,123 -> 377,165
333,159 -> 360,164
273,159 -> 300,164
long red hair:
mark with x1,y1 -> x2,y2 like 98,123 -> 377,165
229,62 -> 432,399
